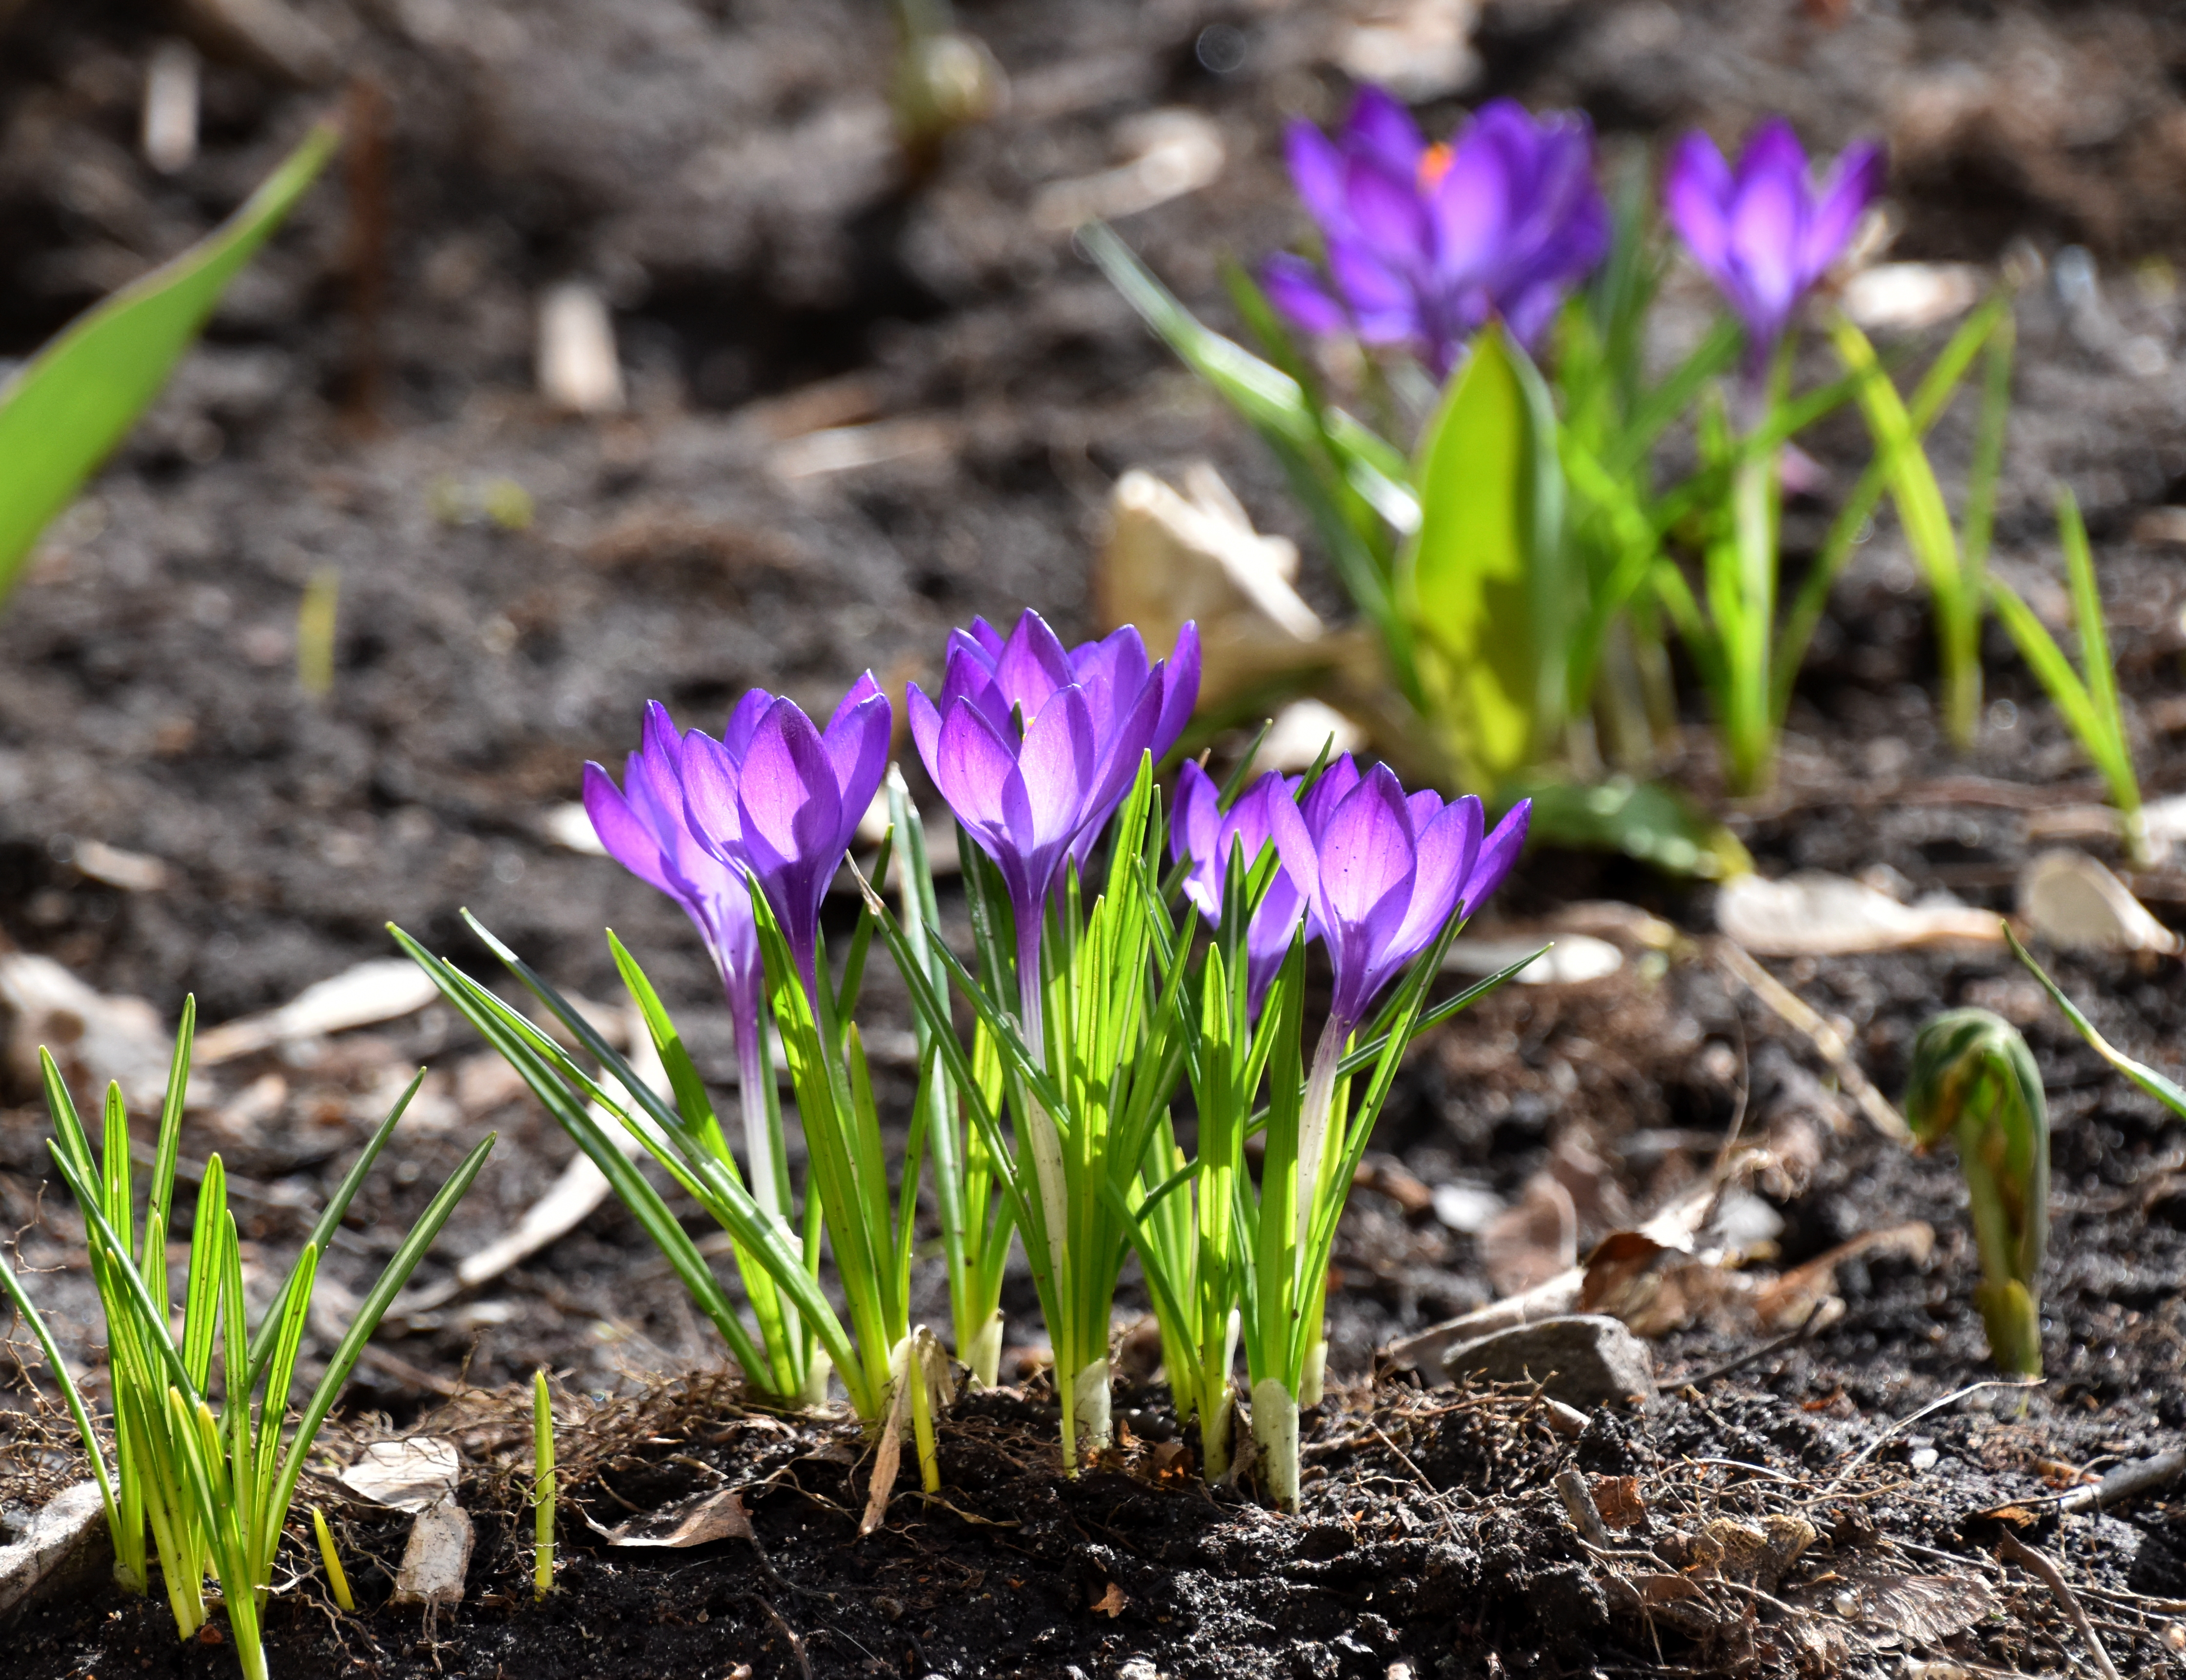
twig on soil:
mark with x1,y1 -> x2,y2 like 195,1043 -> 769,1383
1999,1531 -> 2122,1680
2052,1447 -> 2186,1516
1714,938 -> 1911,1141
1555,1467 -> 1610,1548
748,1593 -> 814,1680
1824,1378 -> 2042,1492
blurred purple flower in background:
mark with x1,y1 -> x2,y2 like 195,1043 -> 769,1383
1269,758 -> 1528,1035
1663,118 -> 1886,359
679,675 -> 892,996
1263,87 -> 1609,375
908,611 -> 1198,1035
1171,760 -> 1307,1012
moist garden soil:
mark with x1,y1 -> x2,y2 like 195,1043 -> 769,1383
0,0 -> 2183,1675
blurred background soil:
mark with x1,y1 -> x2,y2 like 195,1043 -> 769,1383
0,8 -> 2180,1666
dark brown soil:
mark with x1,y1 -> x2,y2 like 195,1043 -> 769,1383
1,1 -> 2184,1676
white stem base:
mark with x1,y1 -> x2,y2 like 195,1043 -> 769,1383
798,1348 -> 833,1409
964,1309 -> 1004,1391
1070,1357 -> 1112,1451
1201,1385 -> 1235,1479
1252,1377 -> 1300,1511
1298,1339 -> 1327,1410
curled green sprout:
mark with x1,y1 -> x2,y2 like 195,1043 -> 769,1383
1903,1008 -> 2050,1377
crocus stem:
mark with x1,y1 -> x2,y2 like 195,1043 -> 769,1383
1015,922 -> 1079,1460
1292,1023 -> 1348,1266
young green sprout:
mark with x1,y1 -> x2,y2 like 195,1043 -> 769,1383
0,1003 -> 492,1680
310,1507 -> 354,1612
1902,1008 -> 2050,1377
532,1368 -> 555,1601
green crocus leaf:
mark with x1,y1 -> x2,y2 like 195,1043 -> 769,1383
1402,323 -> 1568,784
1508,774 -> 1751,880
0,122 -> 336,604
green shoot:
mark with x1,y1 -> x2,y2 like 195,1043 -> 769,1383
1830,303 -> 2016,751
532,1369 -> 555,1600
1990,488 -> 2146,861
1902,1008 -> 2049,1377
310,1507 -> 353,1612
0,1003 -> 491,1680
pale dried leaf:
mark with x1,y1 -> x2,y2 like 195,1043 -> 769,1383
605,1486 -> 754,1549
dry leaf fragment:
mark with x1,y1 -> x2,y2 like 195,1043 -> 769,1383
340,1437 -> 461,1513
1701,1514 -> 1815,1591
604,1486 -> 754,1549
1480,1173 -> 1578,1297
1591,1476 -> 1648,1531
1755,1222 -> 1935,1330
1089,1580 -> 1130,1618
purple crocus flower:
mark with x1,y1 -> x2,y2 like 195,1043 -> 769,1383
1171,760 -> 1307,1013
1663,118 -> 1886,358
585,701 -> 787,1225
679,674 -> 892,999
1266,755 -> 1529,1272
1269,757 -> 1529,1038
1263,88 -> 1608,375
584,701 -> 764,1026
907,611 -> 1199,1045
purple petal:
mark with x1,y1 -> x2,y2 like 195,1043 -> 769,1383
1325,237 -> 1422,342
1427,126 -> 1511,278
1012,685 -> 1097,853
906,682 -> 946,785
1726,156 -> 1805,341
1801,138 -> 1886,283
1284,119 -> 1352,233
1385,794 -> 1481,962
1316,767 -> 1416,930
1663,130 -> 1733,279
1735,118 -> 1809,192
1460,798 -> 1531,916
721,689 -> 773,762
1268,785 -> 1321,914
935,699 -> 1019,837
823,674 -> 892,838
1343,86 -> 1426,180
1172,758 -> 1222,915
1344,156 -> 1431,262
994,610 -> 1074,717
1151,622 -> 1200,761
1300,754 -> 1361,833
584,761 -> 677,899
966,617 -> 1007,660
679,731 -> 748,865
735,700 -> 842,894
1262,255 -> 1349,337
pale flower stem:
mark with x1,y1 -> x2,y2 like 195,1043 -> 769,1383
1291,1023 -> 1348,1276
1015,927 -> 1078,1460
734,1004 -> 803,1383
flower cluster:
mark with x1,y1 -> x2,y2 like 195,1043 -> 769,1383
1265,88 -> 1607,374
1266,84 -> 1885,374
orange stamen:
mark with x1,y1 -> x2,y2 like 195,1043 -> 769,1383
1418,143 -> 1452,189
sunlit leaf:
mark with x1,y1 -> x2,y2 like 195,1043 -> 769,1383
1402,324 -> 1567,784
0,123 -> 336,603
